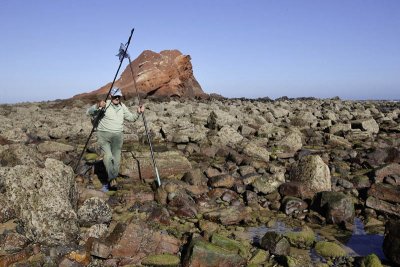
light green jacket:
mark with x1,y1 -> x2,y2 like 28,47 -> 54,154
87,100 -> 140,133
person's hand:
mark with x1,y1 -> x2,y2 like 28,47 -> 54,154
137,105 -> 145,114
98,100 -> 106,108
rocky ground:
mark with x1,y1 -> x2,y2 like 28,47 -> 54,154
0,97 -> 399,267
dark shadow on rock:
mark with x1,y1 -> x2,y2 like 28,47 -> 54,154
94,161 -> 108,184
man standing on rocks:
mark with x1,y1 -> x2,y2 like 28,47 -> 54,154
87,87 -> 144,192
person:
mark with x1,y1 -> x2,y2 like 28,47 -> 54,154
87,87 -> 144,192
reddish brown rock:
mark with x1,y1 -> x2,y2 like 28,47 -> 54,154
366,196 -> 400,217
120,150 -> 192,182
74,50 -> 206,99
118,190 -> 155,207
279,181 -> 315,200
148,206 -> 171,225
183,237 -> 246,267
374,163 -> 400,183
368,183 -> 400,204
111,222 -> 181,258
203,205 -> 249,226
0,248 -> 33,267
209,174 -> 236,189
168,191 -> 198,218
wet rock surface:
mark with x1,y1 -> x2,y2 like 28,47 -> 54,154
0,97 -> 399,266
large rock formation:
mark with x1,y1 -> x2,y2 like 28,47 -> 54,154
74,50 -> 206,99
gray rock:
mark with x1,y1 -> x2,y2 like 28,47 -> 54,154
0,196 -> 16,223
290,155 -> 331,194
260,231 -> 290,256
0,158 -> 78,246
37,141 -> 75,153
242,142 -> 270,162
216,126 -> 243,146
277,131 -> 303,153
77,197 -> 112,227
314,191 -> 355,225
351,118 -> 379,134
252,172 -> 285,194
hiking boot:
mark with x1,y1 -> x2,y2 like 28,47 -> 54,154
101,184 -> 110,193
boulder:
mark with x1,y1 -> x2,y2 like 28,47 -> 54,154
313,191 -> 354,225
0,144 -> 44,168
279,181 -> 315,199
251,173 -> 285,194
281,196 -> 308,216
167,190 -> 197,218
290,155 -> 331,194
37,141 -> 75,153
120,150 -> 192,181
367,183 -> 400,204
260,231 -> 290,256
242,142 -> 270,162
141,254 -> 180,267
203,205 -> 249,226
74,50 -> 206,99
314,241 -> 346,258
77,197 -> 112,227
210,233 -> 249,258
351,119 -> 379,134
182,168 -> 208,186
284,225 -> 316,249
373,163 -> 400,183
182,237 -> 246,267
209,174 -> 236,189
383,220 -> 400,266
277,131 -> 303,153
0,158 -> 78,246
111,222 -> 181,259
215,126 -> 243,146
366,196 -> 400,217
329,123 -> 351,135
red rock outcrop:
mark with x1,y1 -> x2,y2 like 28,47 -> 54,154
74,50 -> 206,100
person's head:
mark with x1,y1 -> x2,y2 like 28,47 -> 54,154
110,87 -> 123,104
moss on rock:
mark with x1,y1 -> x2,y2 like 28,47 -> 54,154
248,249 -> 269,265
141,254 -> 180,267
361,253 -> 383,267
210,233 -> 249,258
284,225 -> 316,249
314,241 -> 346,258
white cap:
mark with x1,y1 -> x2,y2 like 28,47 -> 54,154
110,87 -> 123,97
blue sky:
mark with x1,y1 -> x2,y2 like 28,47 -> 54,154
0,0 -> 399,103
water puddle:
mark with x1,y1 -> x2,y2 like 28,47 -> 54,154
345,218 -> 386,260
246,218 -> 386,260
247,221 -> 287,245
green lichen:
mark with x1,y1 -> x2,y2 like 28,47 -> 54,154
314,241 -> 346,258
282,255 -> 298,267
284,226 -> 316,249
141,254 -> 180,267
195,238 -> 233,254
361,254 -> 383,267
248,249 -> 269,265
210,233 -> 249,258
